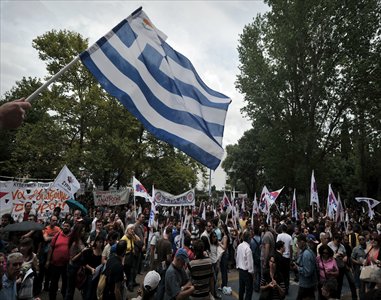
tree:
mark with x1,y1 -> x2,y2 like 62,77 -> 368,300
234,0 -> 381,199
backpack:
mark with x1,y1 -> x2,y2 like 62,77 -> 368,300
252,237 -> 261,266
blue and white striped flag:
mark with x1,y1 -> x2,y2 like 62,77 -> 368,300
80,8 -> 231,170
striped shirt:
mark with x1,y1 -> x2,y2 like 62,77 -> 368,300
189,257 -> 213,299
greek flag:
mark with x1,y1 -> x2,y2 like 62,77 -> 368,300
80,8 -> 231,170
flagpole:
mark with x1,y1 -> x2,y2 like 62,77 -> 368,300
26,56 -> 80,102
208,169 -> 212,198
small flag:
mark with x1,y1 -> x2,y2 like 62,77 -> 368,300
259,186 -> 270,214
310,170 -> 320,210
133,176 -> 150,198
327,184 -> 338,218
266,187 -> 284,206
148,185 -> 156,228
355,197 -> 380,209
251,193 -> 258,227
336,193 -> 344,223
292,189 -> 298,220
52,165 -> 80,197
202,202 -> 206,220
79,8 -> 231,170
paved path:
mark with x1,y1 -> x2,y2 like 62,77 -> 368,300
40,268 -> 354,300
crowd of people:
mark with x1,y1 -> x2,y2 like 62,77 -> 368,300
0,199 -> 381,300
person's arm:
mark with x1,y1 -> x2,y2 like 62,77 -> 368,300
175,283 -> 195,300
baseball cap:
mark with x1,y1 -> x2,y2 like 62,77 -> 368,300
143,271 -> 161,291
175,248 -> 189,263
307,234 -> 319,244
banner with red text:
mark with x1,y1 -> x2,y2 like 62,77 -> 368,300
0,181 -> 70,221
93,189 -> 130,206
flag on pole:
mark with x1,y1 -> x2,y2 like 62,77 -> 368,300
355,197 -> 380,209
266,187 -> 284,206
52,165 -> 80,197
133,176 -> 150,198
310,170 -> 320,210
259,186 -> 270,214
79,8 -> 231,170
221,192 -> 231,208
241,198 -> 245,212
202,202 -> 206,220
292,189 -> 298,220
327,184 -> 338,218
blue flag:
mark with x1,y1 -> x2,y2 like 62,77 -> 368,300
80,8 -> 231,170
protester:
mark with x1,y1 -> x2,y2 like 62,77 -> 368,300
0,252 -> 23,299
164,248 -> 194,300
236,231 -> 254,300
316,245 -> 339,300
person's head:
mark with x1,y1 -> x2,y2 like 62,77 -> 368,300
318,244 -> 334,259
320,232 -> 329,245
19,238 -> 33,256
143,270 -> 161,294
201,235 -> 210,252
137,213 -> 145,224
49,215 -> 58,227
174,248 -> 189,267
192,239 -> 205,258
62,221 -> 71,234
242,231 -> 251,244
115,240 -> 127,256
96,210 -> 102,219
333,234 -> 342,246
373,234 -> 381,248
27,214 -> 36,222
73,210 -> 82,220
1,213 -> 13,226
275,240 -> 285,253
94,235 -> 105,250
206,221 -> 213,233
96,219 -> 103,230
24,202 -> 32,213
53,206 -> 61,217
126,224 -> 135,236
297,234 -> 307,250
6,252 -> 23,280
210,231 -> 218,245
358,234 -> 366,247
69,222 -> 85,247
183,235 -> 191,248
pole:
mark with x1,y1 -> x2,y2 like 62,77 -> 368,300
208,169 -> 212,198
26,56 -> 80,102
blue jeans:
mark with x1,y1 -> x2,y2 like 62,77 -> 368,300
64,263 -> 79,300
220,252 -> 228,288
253,263 -> 261,292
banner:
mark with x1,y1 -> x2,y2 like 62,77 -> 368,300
93,189 -> 130,206
153,189 -> 195,206
0,181 -> 70,221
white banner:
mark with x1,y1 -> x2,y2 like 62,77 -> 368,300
93,189 -> 130,206
52,165 -> 80,197
153,189 -> 195,206
0,181 -> 70,221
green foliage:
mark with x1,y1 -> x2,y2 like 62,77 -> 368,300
230,0 -> 381,200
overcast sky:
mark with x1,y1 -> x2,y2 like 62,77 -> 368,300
1,1 -> 269,189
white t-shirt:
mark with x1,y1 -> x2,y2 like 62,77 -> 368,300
277,232 -> 292,258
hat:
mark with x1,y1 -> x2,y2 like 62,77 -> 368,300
307,234 -> 319,244
143,271 -> 161,291
175,248 -> 189,263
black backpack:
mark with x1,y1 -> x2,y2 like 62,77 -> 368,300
252,237 -> 261,266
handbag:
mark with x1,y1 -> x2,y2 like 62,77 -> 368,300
360,264 -> 381,283
259,287 -> 273,300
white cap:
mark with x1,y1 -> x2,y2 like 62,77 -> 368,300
143,271 -> 161,291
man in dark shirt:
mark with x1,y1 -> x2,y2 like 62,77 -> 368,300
103,240 -> 127,300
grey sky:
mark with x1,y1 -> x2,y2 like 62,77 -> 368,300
1,1 -> 269,189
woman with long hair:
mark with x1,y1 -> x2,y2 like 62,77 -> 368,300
82,235 -> 105,300
209,231 -> 219,298
316,245 -> 339,300
65,222 -> 87,300
259,255 -> 285,300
